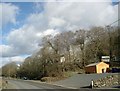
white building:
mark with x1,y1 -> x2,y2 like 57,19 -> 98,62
60,56 -> 65,63
101,56 -> 110,62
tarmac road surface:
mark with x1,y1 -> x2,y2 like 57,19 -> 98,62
2,73 -> 119,91
5,79 -> 67,89
53,73 -> 119,88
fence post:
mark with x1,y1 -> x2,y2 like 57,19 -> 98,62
91,79 -> 94,89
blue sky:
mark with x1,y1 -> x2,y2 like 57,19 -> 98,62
2,3 -> 35,36
2,2 -> 45,43
0,0 -> 119,67
112,0 -> 119,5
2,0 -> 119,35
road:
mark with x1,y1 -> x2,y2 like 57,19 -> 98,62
53,73 -> 119,88
6,79 -> 67,89
2,73 -> 119,91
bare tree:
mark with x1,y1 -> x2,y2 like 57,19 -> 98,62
74,29 -> 87,67
86,27 -> 109,63
2,62 -> 17,77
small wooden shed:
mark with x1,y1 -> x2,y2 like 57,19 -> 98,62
85,62 -> 109,74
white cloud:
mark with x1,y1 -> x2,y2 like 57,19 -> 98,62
0,45 -> 14,57
0,3 -> 19,27
1,1 -> 118,58
26,13 -> 48,31
49,17 -> 66,28
9,56 -> 25,63
43,29 -> 59,36
45,1 -> 118,29
1,25 -> 60,57
4,25 -> 41,57
0,56 -> 26,67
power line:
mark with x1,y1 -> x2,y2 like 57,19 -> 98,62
106,19 -> 120,64
105,19 -> 120,64
108,19 -> 120,26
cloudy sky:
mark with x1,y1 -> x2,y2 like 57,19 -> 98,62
0,0 -> 119,67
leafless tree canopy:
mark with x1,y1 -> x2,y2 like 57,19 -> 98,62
2,26 -> 119,79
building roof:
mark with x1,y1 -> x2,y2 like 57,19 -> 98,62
85,62 -> 102,67
102,56 -> 110,59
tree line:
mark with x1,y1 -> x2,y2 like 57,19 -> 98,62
2,26 -> 119,80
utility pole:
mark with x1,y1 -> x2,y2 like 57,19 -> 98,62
106,19 -> 120,65
118,3 -> 120,62
117,23 -> 120,62
106,25 -> 112,63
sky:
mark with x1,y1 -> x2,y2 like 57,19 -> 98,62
0,0 -> 119,67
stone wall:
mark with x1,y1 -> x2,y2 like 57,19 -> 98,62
93,74 -> 120,88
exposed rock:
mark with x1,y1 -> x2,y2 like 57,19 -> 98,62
93,74 -> 120,88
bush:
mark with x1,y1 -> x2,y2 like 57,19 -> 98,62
45,63 -> 63,77
41,77 -> 63,82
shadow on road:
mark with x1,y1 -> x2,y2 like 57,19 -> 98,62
81,85 -> 92,88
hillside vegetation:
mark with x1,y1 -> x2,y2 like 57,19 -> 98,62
2,26 -> 120,81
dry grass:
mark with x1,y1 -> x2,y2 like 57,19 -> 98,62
63,71 -> 77,77
41,76 -> 66,82
0,78 -> 8,89
41,71 -> 78,82
0,78 -> 2,89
